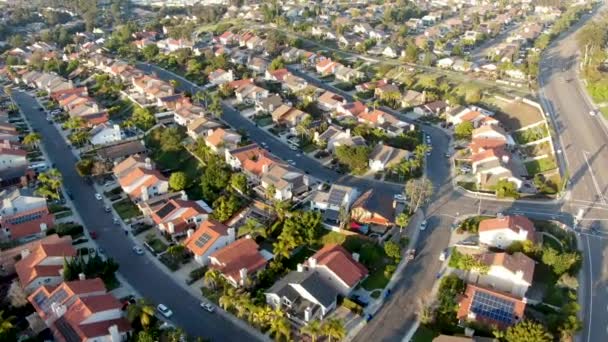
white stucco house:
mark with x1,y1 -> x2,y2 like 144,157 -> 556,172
90,123 -> 122,146
472,252 -> 535,297
478,215 -> 536,249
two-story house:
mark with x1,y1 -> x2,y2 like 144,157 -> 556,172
478,215 -> 536,249
184,219 -> 236,265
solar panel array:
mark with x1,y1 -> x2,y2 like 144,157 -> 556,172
55,317 -> 81,342
470,290 -> 516,325
194,233 -> 212,248
156,202 -> 176,218
328,189 -> 346,206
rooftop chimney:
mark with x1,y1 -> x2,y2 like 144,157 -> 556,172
501,155 -> 510,164
352,252 -> 360,262
187,228 -> 194,238
239,268 -> 248,286
308,257 -> 317,269
227,227 -> 236,242
78,273 -> 86,280
297,263 -> 304,272
20,249 -> 31,259
304,306 -> 312,322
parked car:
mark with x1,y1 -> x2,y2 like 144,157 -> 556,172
113,218 -> 120,225
394,194 -> 406,201
157,304 -> 173,318
104,206 -> 111,213
420,220 -> 428,231
95,193 -> 103,200
439,248 -> 449,261
407,249 -> 416,260
132,246 -> 144,255
200,302 -> 215,313
90,231 -> 97,239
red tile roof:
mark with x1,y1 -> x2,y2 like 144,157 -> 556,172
184,219 -> 229,256
16,241 -> 76,287
479,215 -> 536,241
308,244 -> 368,287
210,238 -> 267,284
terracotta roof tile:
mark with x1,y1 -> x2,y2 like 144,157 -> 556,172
210,238 -> 267,283
307,244 -> 368,287
184,219 -> 229,256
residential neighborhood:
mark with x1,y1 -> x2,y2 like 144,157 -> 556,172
0,1 -> 601,342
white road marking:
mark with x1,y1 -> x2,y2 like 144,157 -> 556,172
586,236 -> 594,342
583,151 -> 607,205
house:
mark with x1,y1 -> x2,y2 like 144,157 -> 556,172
255,94 -> 283,114
317,91 -> 345,112
474,152 -> 523,190
208,69 -> 234,86
368,143 -> 411,172
446,106 -> 497,127
186,117 -> 222,140
173,103 -> 206,126
225,144 -> 280,180
479,215 -> 536,249
218,31 -> 236,45
282,74 -> 308,93
96,140 -> 147,162
356,79 -> 388,93
374,83 -> 400,98
437,57 -> 455,69
15,240 -> 75,293
350,189 -> 396,226
0,123 -> 20,142
260,164 -> 309,201
184,219 -> 236,265
248,57 -> 269,74
235,83 -> 269,104
0,139 -> 27,170
416,100 -> 449,116
208,237 -> 269,287
0,234 -> 71,276
457,284 -> 526,329
316,59 -> 340,75
205,128 -> 242,154
382,46 -> 401,59
334,65 -> 363,83
453,59 -> 475,73
28,278 -> 132,341
0,188 -> 54,242
401,90 -> 426,108
310,184 -> 359,229
472,125 -> 511,144
113,156 -> 169,202
305,244 -> 368,294
151,198 -> 211,237
474,252 -> 535,297
336,101 -> 367,118
265,68 -> 290,82
89,123 -> 122,146
271,105 -> 310,127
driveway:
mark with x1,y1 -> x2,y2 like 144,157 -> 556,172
12,90 -> 266,342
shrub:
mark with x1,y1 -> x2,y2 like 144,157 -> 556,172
342,298 -> 364,316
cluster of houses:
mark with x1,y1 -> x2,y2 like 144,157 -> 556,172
453,214 -> 538,330
447,105 -> 523,191
0,234 -> 132,341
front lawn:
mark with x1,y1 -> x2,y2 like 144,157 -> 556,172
253,114 -> 274,127
146,235 -> 168,254
54,210 -> 73,220
525,156 -> 557,175
512,124 -> 549,144
113,199 -> 141,220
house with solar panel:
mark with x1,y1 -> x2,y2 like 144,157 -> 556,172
148,196 -> 212,238
15,239 -> 76,294
184,219 -> 236,265
457,284 -> 526,329
310,184 -> 359,230
472,252 -> 535,297
28,278 -> 131,341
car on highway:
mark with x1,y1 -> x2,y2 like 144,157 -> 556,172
157,304 -> 173,318
95,193 -> 103,200
132,246 -> 144,255
200,302 -> 215,313
420,220 -> 427,231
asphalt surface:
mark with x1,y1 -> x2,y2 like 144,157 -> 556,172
12,90 -> 263,342
135,60 -> 608,341
537,4 -> 608,342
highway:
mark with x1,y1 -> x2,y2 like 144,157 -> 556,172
537,4 -> 608,342
11,90 -> 265,342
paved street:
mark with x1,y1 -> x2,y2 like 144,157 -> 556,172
12,90 -> 264,342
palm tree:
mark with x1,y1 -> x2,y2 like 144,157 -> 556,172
0,311 -> 15,338
322,318 -> 346,342
269,316 -> 291,341
23,132 -> 41,148
300,319 -> 323,342
127,299 -> 155,330
193,90 -> 209,107
219,288 -> 238,311
64,116 -> 85,130
203,269 -> 222,290
272,239 -> 293,260
272,200 -> 291,221
396,213 -> 409,232
239,218 -> 268,238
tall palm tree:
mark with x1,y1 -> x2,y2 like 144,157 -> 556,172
272,200 -> 291,221
322,318 -> 346,342
300,319 -> 323,342
219,288 -> 238,311
239,218 -> 268,238
64,116 -> 85,130
203,269 -> 222,290
269,316 -> 291,341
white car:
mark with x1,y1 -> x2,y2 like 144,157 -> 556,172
133,246 -> 144,255
95,193 -> 103,200
420,220 -> 428,231
288,145 -> 298,151
394,194 -> 406,202
589,110 -> 598,117
200,302 -> 215,313
157,304 -> 173,318
287,160 -> 296,166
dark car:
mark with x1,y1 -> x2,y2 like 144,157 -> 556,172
66,191 -> 74,200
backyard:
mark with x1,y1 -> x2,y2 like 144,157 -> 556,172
512,124 -> 549,145
113,198 -> 141,220
525,156 -> 557,175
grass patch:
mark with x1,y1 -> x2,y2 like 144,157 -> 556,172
361,270 -> 390,290
112,199 -> 141,220
54,210 -> 73,220
334,82 -> 354,91
48,204 -> 69,213
253,114 -> 274,127
457,215 -> 493,234
512,124 -> 549,144
457,181 -> 477,191
525,156 -> 557,175
600,106 -> 608,119
412,325 -> 437,342
146,236 -> 168,254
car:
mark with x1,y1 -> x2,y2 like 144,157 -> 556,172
460,166 -> 472,173
288,145 -> 298,151
95,193 -> 103,200
157,304 -> 173,318
90,231 -> 97,240
394,194 -> 406,201
287,159 -> 296,166
420,220 -> 428,231
407,249 -> 416,260
104,206 -> 111,213
589,110 -> 598,117
426,150 -> 431,156
200,302 -> 215,313
132,246 -> 144,255
444,153 -> 451,158
113,218 -> 120,225
439,248 -> 449,261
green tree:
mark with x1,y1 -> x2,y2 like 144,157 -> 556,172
395,212 -> 410,231
497,320 -> 553,342
239,218 -> 268,238
160,127 -> 182,152
141,44 -> 160,62
64,116 -> 86,130
384,241 -> 401,261
404,42 -> 418,63
454,121 -> 474,140
405,177 -> 433,214
230,173 -> 249,194
203,268 -> 222,290
335,145 -> 370,174
23,132 -> 41,148
212,194 -> 241,221
301,320 -> 323,342
269,56 -> 286,71
36,169 -> 63,200
269,316 -> 291,341
495,179 -> 519,199
127,299 -> 156,330
0,311 -> 15,341
130,106 -> 156,131
201,155 -> 231,202
209,93 -> 223,117
321,318 -> 346,342
169,171 -> 188,191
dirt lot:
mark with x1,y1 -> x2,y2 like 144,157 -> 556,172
487,97 -> 545,132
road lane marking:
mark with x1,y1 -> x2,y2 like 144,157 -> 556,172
586,236 -> 593,342
582,151 -> 607,205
